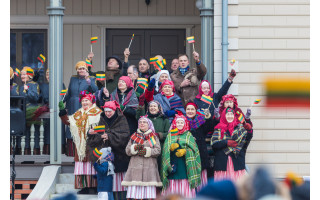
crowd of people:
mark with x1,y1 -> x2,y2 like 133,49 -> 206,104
11,48 -> 306,200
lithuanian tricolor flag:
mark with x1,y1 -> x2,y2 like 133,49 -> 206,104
91,37 -> 98,44
14,68 -> 20,76
26,69 -> 34,76
93,148 -> 102,158
187,36 -> 195,43
253,99 -> 261,104
264,78 -> 310,107
162,59 -> 166,66
150,57 -> 159,63
200,95 -> 213,105
236,111 -> 245,123
137,78 -> 148,86
37,54 -> 46,64
96,74 -> 106,81
154,61 -> 164,71
148,136 -> 157,147
60,89 -> 67,96
170,128 -> 178,134
86,59 -> 93,67
94,125 -> 105,133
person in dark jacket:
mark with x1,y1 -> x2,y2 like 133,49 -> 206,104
93,147 -> 115,200
16,67 -> 40,155
87,101 -> 131,200
63,61 -> 98,156
97,76 -> 138,135
185,101 -> 216,191
211,107 -> 253,182
194,69 -> 236,118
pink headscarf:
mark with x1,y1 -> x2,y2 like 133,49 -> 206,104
169,113 -> 190,135
159,80 -> 176,95
119,76 -> 133,88
196,80 -> 214,99
102,100 -> 120,111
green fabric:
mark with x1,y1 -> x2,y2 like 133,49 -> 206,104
59,101 -> 65,110
105,72 -> 122,93
26,105 -> 42,126
167,154 -> 188,180
161,131 -> 201,189
136,106 -> 170,142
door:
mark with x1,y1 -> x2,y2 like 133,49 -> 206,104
106,29 -> 185,71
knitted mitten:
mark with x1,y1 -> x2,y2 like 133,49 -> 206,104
138,149 -> 146,156
170,143 -> 179,152
175,149 -> 186,157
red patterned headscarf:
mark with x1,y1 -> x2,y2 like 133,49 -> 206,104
196,80 -> 214,99
219,94 -> 239,115
169,113 -> 190,135
214,107 -> 240,139
159,80 -> 176,95
79,90 -> 95,103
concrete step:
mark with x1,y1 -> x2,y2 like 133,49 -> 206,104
59,173 -> 75,184
55,183 -> 80,194
50,193 -> 98,200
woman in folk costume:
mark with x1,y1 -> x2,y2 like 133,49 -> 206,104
98,76 -> 139,135
59,90 -> 102,193
219,94 -> 253,127
87,101 -> 131,200
15,67 -> 41,155
122,116 -> 162,200
161,113 -> 201,199
185,102 -> 216,191
211,107 -> 253,182
63,61 -> 99,156
145,80 -> 185,122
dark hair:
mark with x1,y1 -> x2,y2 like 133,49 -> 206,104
178,54 -> 189,60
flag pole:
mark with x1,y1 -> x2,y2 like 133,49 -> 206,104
91,44 -> 92,53
128,34 -> 134,49
192,43 -> 195,52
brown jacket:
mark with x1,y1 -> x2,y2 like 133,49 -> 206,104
122,132 -> 162,187
170,62 -> 207,105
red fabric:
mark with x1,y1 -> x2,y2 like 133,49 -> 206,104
159,80 -> 176,95
185,102 -> 198,110
166,94 -> 174,99
145,88 -> 154,102
102,100 -> 120,111
80,91 -> 95,103
219,94 -> 240,115
170,113 -> 190,135
214,108 -> 240,139
119,76 -> 133,88
195,80 -> 214,99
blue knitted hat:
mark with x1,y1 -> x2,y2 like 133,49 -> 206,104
197,179 -> 238,200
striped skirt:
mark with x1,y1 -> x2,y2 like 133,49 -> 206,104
196,169 -> 208,192
75,175 -> 97,189
162,179 -> 196,199
113,172 -> 127,192
74,161 -> 96,175
214,156 -> 246,182
126,186 -> 156,199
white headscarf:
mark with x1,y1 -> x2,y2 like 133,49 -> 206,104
154,70 -> 171,92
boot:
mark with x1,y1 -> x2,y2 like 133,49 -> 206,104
61,144 -> 65,154
77,187 -> 89,194
33,148 -> 40,155
24,148 -> 31,155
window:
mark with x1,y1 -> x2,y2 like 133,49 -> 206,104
10,29 -> 47,84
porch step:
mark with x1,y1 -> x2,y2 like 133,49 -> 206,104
58,173 -> 74,184
50,193 -> 98,200
55,183 -> 80,194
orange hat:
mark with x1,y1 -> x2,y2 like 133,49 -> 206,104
75,61 -> 88,71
